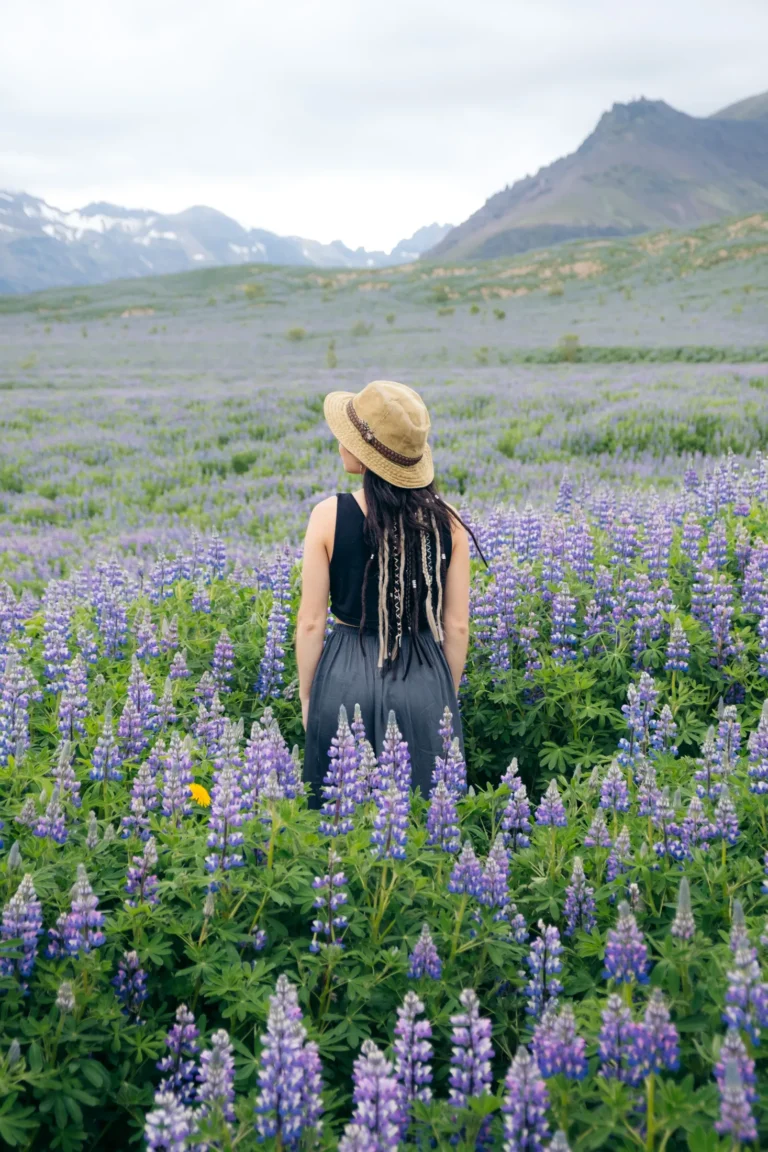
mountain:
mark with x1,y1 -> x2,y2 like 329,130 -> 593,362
711,91 -> 768,121
427,91 -> 768,261
0,192 -> 452,294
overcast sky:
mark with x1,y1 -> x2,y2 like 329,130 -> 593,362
2,0 -> 767,252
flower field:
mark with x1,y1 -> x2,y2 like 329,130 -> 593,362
0,451 -> 767,1150
2,217 -> 768,1149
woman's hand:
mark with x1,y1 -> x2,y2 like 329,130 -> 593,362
301,697 -> 309,730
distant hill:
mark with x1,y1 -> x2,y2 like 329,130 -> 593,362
0,191 -> 452,294
427,91 -> 768,261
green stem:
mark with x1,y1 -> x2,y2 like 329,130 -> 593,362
450,895 -> 468,961
645,1073 -> 655,1152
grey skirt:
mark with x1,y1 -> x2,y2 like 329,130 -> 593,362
304,623 -> 463,806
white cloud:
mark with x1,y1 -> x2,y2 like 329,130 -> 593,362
1,0 -> 766,250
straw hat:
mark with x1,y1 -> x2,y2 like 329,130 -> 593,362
323,380 -> 434,488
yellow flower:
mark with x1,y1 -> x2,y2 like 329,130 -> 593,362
190,783 -> 211,807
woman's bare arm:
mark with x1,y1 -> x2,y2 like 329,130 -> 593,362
296,498 -> 334,727
442,520 -> 470,693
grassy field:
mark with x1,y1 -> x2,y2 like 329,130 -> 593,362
1,212 -> 767,587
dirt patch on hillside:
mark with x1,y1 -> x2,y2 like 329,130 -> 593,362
637,234 -> 674,255
358,281 -> 390,291
558,260 -> 604,279
727,215 -> 768,238
425,266 -> 478,278
480,285 -> 529,299
121,308 -> 155,317
496,264 -> 539,279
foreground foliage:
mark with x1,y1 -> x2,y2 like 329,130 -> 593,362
0,455 -> 768,1148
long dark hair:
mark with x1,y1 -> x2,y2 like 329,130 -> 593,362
359,470 -> 485,674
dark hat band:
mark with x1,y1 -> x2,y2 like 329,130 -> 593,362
346,398 -> 423,467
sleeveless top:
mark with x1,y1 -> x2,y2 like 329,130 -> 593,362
330,493 -> 453,633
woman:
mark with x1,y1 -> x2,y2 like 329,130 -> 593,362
297,379 -> 473,803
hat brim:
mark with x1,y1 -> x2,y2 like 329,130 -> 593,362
323,391 -> 434,489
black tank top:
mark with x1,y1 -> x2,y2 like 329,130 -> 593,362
329,493 -> 453,632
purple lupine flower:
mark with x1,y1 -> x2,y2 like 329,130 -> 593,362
157,677 -> 177,729
652,787 -> 681,860
531,1004 -> 587,1080
636,760 -> 661,817
426,780 -> 460,853
205,763 -> 245,874
479,833 -> 511,917
126,656 -> 158,731
550,582 -> 578,664
639,988 -> 679,1074
0,874 -> 43,985
525,922 -> 564,1020
605,826 -> 633,884
501,1046 -> 550,1152
112,950 -> 148,1024
47,864 -> 105,958
345,1039 -> 401,1151
670,877 -> 695,941
212,629 -> 234,692
563,857 -> 596,937
255,552 -> 291,699
408,924 -> 442,980
715,1058 -> 757,1143
438,705 -> 454,758
90,703 -> 123,781
694,725 -> 719,799
135,607 -> 160,661
448,840 -> 484,897
371,783 -> 409,860
125,836 -> 159,908
713,785 -> 739,846
161,732 -> 193,826
157,1005 -> 200,1103
449,989 -> 494,1111
163,603 -> 188,647
715,703 -> 741,777
357,740 -> 378,803
650,705 -> 678,759
351,702 -> 367,757
616,676 -> 657,773
254,974 -> 324,1146
598,994 -> 644,1085
144,1091 -> 197,1152
599,761 -> 630,815
443,738 -> 467,795
121,753 -> 160,839
680,795 -> 714,857
41,583 -> 72,694
34,787 -> 67,844
723,904 -> 768,1042
394,991 -> 433,1128
584,808 -> 612,849
378,710 -> 412,794
169,650 -> 190,680
58,654 -> 88,740
665,617 -> 689,673
197,1029 -> 236,1127
501,760 -> 532,851
191,576 -> 211,614
748,700 -> 768,794
535,780 -> 567,828
194,691 -> 226,760
310,846 -> 349,951
604,901 -> 649,985
51,740 -> 81,808
319,705 -> 361,836
715,1029 -> 757,1106
118,696 -> 148,758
